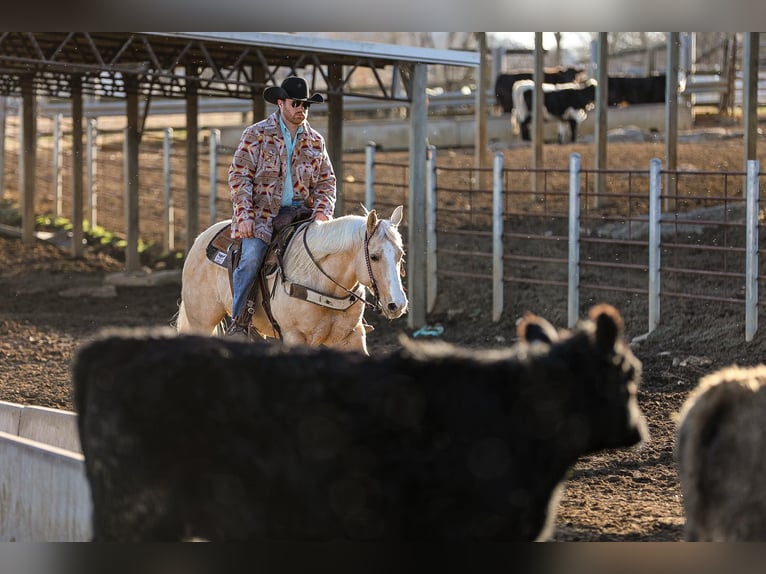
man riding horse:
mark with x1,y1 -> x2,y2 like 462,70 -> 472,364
227,75 -> 336,337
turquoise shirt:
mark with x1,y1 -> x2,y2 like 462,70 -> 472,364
278,115 -> 304,207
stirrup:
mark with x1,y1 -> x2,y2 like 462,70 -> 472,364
225,322 -> 249,338
226,309 -> 252,338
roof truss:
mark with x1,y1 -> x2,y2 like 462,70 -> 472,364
0,32 -> 441,102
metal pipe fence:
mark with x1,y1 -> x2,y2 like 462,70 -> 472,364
349,145 -> 762,341
1,114 -> 762,339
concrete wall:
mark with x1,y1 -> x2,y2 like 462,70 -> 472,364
0,402 -> 90,541
220,104 -> 692,152
0,401 -> 81,453
18,405 -> 81,453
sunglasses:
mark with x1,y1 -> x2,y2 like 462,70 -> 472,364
289,99 -> 311,110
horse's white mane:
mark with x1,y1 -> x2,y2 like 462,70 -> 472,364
285,211 -> 402,280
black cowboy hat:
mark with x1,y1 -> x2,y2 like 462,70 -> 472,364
263,76 -> 324,105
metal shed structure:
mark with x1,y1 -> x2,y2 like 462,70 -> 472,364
0,31 -> 479,328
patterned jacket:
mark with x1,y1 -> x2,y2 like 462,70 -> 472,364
227,110 -> 336,242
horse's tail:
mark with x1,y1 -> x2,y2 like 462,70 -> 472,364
173,298 -> 191,333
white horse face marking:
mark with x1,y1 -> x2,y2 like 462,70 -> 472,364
367,206 -> 408,320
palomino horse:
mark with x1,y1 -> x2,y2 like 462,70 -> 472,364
176,205 -> 408,354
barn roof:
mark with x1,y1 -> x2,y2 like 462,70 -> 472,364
0,32 -> 479,101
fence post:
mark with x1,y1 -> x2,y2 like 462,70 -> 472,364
163,128 -> 174,254
86,118 -> 97,228
426,144 -> 437,314
745,159 -> 760,342
567,153 -> 581,329
52,113 -> 62,218
209,128 -> 220,225
492,151 -> 504,322
648,158 -> 662,333
0,96 -> 5,199
364,141 -> 376,210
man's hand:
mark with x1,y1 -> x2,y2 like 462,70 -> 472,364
238,219 -> 255,238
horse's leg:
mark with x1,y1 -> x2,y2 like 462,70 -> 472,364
179,234 -> 231,335
280,330 -> 310,347
331,324 -> 369,355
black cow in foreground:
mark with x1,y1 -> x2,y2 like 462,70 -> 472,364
73,303 -> 647,542
676,364 -> 766,541
494,66 -> 584,114
513,79 -> 598,144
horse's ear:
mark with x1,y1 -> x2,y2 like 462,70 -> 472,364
366,209 -> 379,236
391,205 -> 403,227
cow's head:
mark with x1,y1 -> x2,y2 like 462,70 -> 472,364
551,303 -> 648,453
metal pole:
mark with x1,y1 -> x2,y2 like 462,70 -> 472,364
209,128 -> 220,225
364,141 -> 376,210
71,76 -> 84,258
327,63 -> 344,216
475,32 -> 490,191
163,128 -> 174,253
567,153 -> 581,329
20,75 -> 36,245
664,32 -> 679,211
648,158 -> 662,333
492,151 -> 504,323
0,96 -> 5,199
185,71 -> 199,254
125,78 -> 140,272
87,118 -> 98,227
52,113 -> 62,218
426,144 -> 437,314
743,33 -> 759,196
745,159 -> 759,342
407,62 -> 428,330
532,33 -> 544,200
594,32 -> 608,208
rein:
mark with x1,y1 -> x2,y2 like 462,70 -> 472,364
296,220 -> 382,314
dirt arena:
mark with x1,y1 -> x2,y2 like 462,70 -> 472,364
2,129 -> 766,541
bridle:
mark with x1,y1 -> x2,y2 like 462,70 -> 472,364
301,220 -> 383,314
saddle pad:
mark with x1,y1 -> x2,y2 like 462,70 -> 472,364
206,224 -> 239,268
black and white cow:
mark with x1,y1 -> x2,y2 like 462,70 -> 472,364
676,364 -> 766,541
513,78 -> 598,144
607,74 -> 666,107
74,303 -> 647,542
494,67 -> 585,114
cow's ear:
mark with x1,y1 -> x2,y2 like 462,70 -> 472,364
517,312 -> 558,344
588,303 -> 624,352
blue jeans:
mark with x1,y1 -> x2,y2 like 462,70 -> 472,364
231,237 -> 268,320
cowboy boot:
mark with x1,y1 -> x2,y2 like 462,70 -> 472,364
226,306 -> 253,338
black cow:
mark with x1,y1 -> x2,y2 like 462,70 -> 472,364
607,74 -> 666,107
74,303 -> 647,542
514,79 -> 598,143
494,66 -> 584,114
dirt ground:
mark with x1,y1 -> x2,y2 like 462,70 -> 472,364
2,128 -> 766,541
